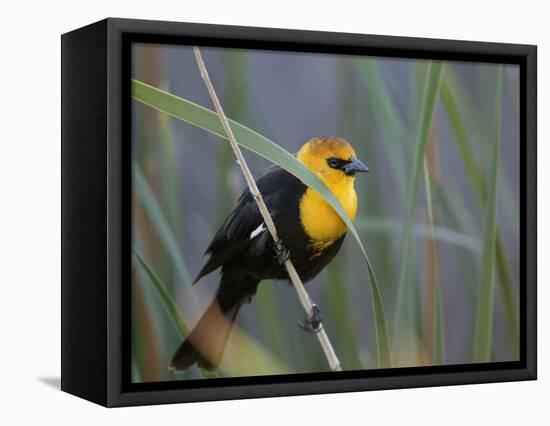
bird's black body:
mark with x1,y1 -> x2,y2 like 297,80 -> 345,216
198,165 -> 345,302
170,164 -> 346,372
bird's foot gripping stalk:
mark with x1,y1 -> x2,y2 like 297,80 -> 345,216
299,304 -> 323,333
273,239 -> 290,265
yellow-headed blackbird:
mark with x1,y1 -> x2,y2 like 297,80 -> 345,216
170,137 -> 369,371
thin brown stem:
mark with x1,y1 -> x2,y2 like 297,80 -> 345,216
193,46 -> 341,371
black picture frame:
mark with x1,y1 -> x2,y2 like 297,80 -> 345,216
61,17 -> 537,407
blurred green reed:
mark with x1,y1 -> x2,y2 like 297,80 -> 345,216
134,249 -> 190,338
131,49 -> 518,380
441,70 -> 519,357
423,158 -> 445,365
394,62 -> 443,364
473,67 -> 503,362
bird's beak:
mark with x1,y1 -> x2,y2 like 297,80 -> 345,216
343,157 -> 369,176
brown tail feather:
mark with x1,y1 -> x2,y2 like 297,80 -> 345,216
170,298 -> 241,372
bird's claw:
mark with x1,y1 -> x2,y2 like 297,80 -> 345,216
299,304 -> 323,333
273,240 -> 290,265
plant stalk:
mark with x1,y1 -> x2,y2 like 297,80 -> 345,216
193,46 -> 342,372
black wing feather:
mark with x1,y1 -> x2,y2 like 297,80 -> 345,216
193,165 -> 305,284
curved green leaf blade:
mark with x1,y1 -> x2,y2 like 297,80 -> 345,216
133,164 -> 199,318
133,248 -> 189,338
134,164 -> 192,284
133,79 -> 392,367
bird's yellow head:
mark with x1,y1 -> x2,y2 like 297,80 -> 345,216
296,137 -> 368,243
297,137 -> 369,186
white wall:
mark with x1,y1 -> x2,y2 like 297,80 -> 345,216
0,1 -> 545,424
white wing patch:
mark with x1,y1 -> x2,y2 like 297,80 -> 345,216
250,223 -> 267,240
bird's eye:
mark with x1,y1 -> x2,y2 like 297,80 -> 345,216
327,157 -> 341,168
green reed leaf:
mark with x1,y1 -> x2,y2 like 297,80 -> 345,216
473,67 -> 503,362
394,62 -> 443,338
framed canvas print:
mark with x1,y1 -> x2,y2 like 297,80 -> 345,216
61,18 -> 537,407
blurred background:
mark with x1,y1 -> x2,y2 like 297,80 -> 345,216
131,43 -> 519,382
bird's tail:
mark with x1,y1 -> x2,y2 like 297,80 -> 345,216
170,295 -> 241,372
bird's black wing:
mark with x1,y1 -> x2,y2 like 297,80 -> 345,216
193,164 -> 305,284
